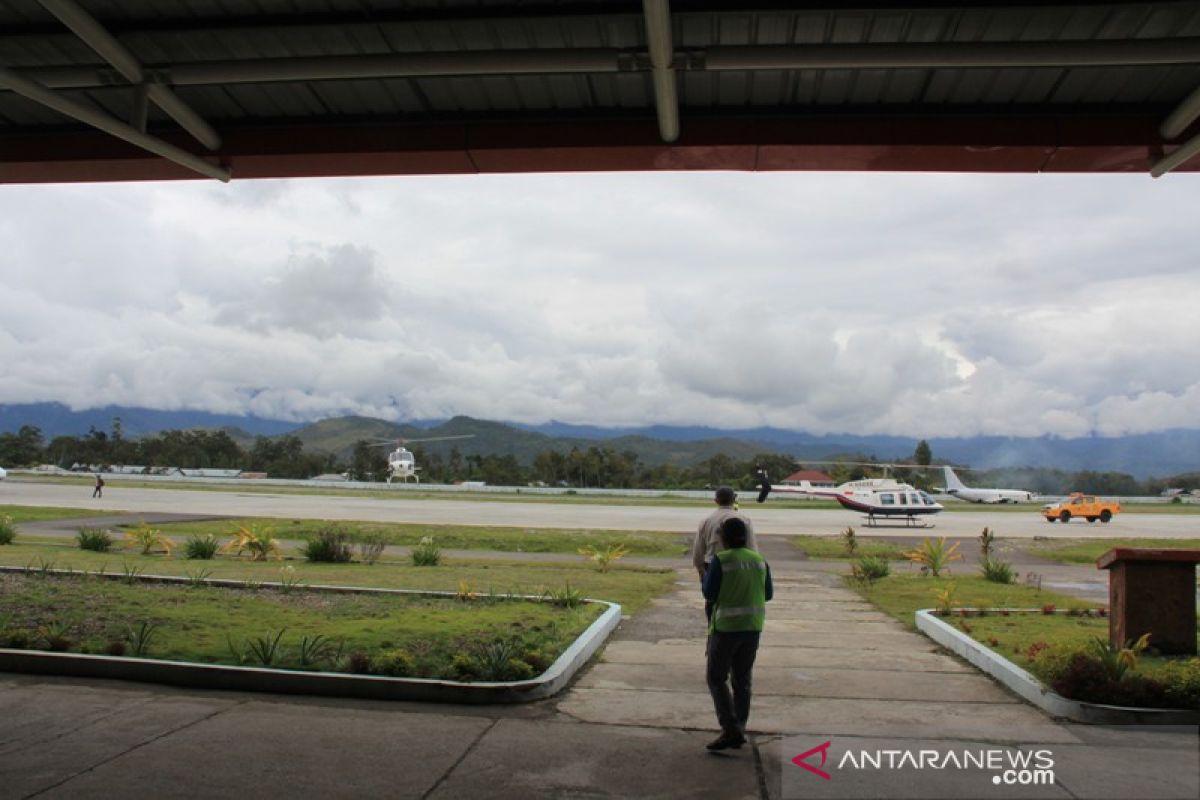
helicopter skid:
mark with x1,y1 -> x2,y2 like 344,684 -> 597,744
863,515 -> 935,529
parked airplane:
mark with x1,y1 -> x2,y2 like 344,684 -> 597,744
755,470 -> 943,527
940,466 -> 1035,504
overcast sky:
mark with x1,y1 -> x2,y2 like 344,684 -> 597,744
1,170 -> 1198,438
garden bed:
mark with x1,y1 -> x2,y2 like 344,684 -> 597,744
917,609 -> 1200,724
0,567 -> 620,703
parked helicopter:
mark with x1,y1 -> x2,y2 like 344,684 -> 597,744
367,435 -> 475,483
754,464 -> 943,527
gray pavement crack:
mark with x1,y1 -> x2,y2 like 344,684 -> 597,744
0,694 -> 158,755
751,737 -> 770,800
420,717 -> 498,800
20,699 -> 247,799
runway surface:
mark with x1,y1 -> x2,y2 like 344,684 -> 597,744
4,480 -> 1199,539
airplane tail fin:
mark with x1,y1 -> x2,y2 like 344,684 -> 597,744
756,470 -> 772,503
943,466 -> 968,490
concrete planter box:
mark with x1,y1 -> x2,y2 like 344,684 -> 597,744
0,567 -> 621,704
916,608 -> 1200,725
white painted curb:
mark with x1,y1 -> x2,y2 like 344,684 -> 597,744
916,609 -> 1199,724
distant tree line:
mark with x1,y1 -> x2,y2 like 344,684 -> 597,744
1,423 -> 1195,495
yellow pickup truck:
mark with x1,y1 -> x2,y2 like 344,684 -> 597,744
1041,493 -> 1120,524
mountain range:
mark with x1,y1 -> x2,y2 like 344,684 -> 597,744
3,402 -> 1200,478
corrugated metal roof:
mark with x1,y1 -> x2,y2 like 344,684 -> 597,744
2,1 -> 1199,181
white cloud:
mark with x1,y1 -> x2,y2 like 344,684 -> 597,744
1,171 -> 1199,436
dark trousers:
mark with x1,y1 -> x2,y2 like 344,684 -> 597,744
706,631 -> 760,734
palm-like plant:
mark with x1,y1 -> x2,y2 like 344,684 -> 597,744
904,537 -> 962,577
221,523 -> 281,561
577,543 -> 629,572
124,523 -> 175,556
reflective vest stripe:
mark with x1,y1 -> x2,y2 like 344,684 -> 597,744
722,561 -> 766,572
714,605 -> 766,619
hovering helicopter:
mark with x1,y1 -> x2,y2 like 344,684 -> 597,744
367,435 -> 475,483
754,463 -> 944,527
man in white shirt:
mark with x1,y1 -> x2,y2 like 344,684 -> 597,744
691,486 -> 758,620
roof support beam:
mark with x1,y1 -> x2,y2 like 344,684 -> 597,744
36,0 -> 222,151
642,0 -> 679,143
1151,133 -> 1200,177
1160,83 -> 1200,140
0,66 -> 230,182
12,38 -> 1200,92
704,38 -> 1200,70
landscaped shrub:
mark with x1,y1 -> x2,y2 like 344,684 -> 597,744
3,628 -> 31,648
450,652 -> 482,679
1040,649 -> 1170,709
124,523 -> 175,556
851,555 -> 890,584
376,648 -> 416,677
411,536 -> 441,566
841,526 -> 858,556
302,526 -> 353,563
347,651 -> 372,674
77,527 -> 114,552
0,515 -> 15,545
356,532 -> 386,565
933,583 -> 957,617
221,524 -> 280,561
979,556 -> 1015,584
541,582 -> 584,608
903,537 -> 962,577
184,534 -> 219,560
978,527 -> 996,558
1157,659 -> 1200,710
577,542 -> 629,572
475,639 -> 534,681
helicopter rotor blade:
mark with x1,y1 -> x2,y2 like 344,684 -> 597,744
402,434 -> 476,445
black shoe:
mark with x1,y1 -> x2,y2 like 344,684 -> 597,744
706,730 -> 747,751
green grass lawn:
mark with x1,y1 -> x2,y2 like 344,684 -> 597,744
0,540 -> 674,614
790,534 -> 909,561
134,516 -> 689,558
0,570 -> 602,681
1025,537 -> 1200,565
847,572 -> 1097,630
0,504 -> 124,523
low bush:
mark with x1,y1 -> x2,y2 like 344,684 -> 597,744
577,542 -> 629,572
124,523 -> 175,556
184,534 -> 219,560
376,648 -> 416,677
221,524 -> 280,561
356,532 -> 387,565
904,537 -> 962,577
851,555 -> 891,584
411,536 -> 441,567
0,515 -> 15,545
302,526 -> 353,563
979,556 -> 1015,584
475,639 -> 535,681
77,527 -> 114,552
1157,659 -> 1200,710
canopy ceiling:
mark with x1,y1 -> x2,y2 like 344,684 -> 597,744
2,1 -> 1199,183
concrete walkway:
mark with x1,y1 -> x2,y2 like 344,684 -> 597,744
2,539 -> 1196,798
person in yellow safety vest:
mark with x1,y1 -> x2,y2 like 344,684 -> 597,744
701,516 -> 773,751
